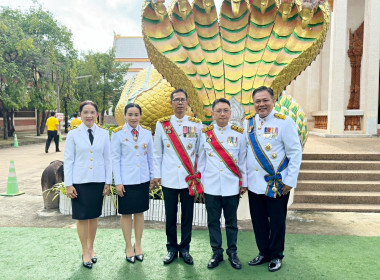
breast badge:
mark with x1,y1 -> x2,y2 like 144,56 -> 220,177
265,143 -> 272,151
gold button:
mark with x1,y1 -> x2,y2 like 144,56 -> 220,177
221,132 -> 224,134
137,154 -> 139,157
179,124 -> 182,126
220,160 -> 223,162
90,166 -> 93,169
256,169 -> 259,171
221,141 -> 224,143
258,133 -> 261,136
220,169 -> 223,172
178,134 -> 182,136
90,150 -> 93,153
137,164 -> 140,167
178,165 -> 181,168
90,158 -> 93,161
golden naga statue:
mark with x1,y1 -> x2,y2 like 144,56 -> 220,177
115,0 -> 329,145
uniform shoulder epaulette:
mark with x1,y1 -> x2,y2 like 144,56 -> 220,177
202,125 -> 214,133
158,116 -> 171,123
274,113 -> 286,120
231,125 -> 244,134
245,113 -> 256,120
112,126 -> 123,133
69,125 -> 79,131
141,124 -> 151,131
188,116 -> 202,123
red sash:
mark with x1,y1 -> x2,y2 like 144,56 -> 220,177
206,129 -> 242,186
162,120 -> 203,196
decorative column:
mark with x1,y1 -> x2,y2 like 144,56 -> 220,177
327,0 -> 348,134
360,0 -> 380,135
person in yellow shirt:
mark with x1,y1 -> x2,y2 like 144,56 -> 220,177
45,112 -> 60,153
70,113 -> 82,129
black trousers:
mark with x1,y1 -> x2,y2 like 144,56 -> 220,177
162,186 -> 194,253
205,193 -> 239,256
45,130 -> 59,152
248,190 -> 289,259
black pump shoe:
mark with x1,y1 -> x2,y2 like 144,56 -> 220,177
91,256 -> 97,263
82,255 -> 93,269
126,256 -> 135,263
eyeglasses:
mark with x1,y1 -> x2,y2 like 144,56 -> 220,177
213,109 -> 231,114
172,98 -> 187,103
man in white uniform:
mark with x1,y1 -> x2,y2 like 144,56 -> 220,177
245,86 -> 302,272
153,89 -> 203,265
197,98 -> 247,269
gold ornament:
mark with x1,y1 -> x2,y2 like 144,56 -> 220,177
265,143 -> 272,151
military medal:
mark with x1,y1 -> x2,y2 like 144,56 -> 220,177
272,187 -> 278,193
271,152 -> 277,159
187,143 -> 193,150
132,128 -> 138,142
258,120 -> 264,130
265,143 -> 272,151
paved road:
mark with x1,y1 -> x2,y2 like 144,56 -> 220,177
1,141 -> 380,236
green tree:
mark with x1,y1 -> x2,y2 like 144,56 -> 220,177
0,8 -> 32,139
22,6 -> 76,135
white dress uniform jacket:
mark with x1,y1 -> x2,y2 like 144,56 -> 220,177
111,123 -> 154,185
246,110 -> 302,194
153,115 -> 203,189
64,123 -> 112,186
197,123 -> 247,196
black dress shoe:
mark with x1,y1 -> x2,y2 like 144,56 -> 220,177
163,251 -> 178,264
268,258 -> 282,272
179,251 -> 194,265
248,254 -> 270,266
91,256 -> 97,263
135,254 -> 144,262
207,253 -> 223,269
126,255 -> 135,263
228,253 -> 242,269
82,255 -> 93,269
56,150 -> 61,152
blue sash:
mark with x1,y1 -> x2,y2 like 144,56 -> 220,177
248,117 -> 289,198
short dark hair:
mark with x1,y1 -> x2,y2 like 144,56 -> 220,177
79,100 -> 98,113
50,112 -> 56,116
170,88 -> 188,101
124,103 -> 142,115
252,86 -> 274,99
73,113 -> 78,118
212,98 -> 230,110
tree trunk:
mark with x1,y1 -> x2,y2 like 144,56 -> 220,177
40,111 -> 48,135
36,109 -> 41,136
8,108 -> 15,137
64,98 -> 68,133
1,106 -> 9,140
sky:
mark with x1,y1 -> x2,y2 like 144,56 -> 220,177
1,0 -> 223,54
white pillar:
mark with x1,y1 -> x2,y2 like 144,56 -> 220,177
360,0 -> 380,135
307,55 -> 322,113
327,0 -> 348,134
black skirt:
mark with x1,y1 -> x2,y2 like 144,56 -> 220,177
72,182 -> 104,220
118,181 -> 150,215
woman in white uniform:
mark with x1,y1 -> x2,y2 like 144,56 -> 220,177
64,100 -> 112,269
111,103 -> 154,263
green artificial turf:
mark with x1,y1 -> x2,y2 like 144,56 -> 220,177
0,227 -> 378,280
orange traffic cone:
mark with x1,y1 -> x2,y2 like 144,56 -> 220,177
1,160 -> 24,196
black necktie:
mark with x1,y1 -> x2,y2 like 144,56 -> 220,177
88,129 -> 94,145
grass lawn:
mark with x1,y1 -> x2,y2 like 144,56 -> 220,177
0,227 -> 378,280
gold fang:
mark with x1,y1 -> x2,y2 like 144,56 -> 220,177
271,152 -> 277,159
265,143 -> 272,151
